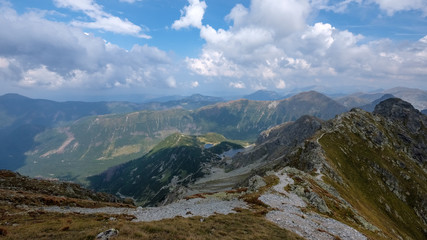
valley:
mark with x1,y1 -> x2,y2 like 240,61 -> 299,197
0,89 -> 426,239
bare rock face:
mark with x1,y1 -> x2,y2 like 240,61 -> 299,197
374,98 -> 427,165
374,98 -> 426,133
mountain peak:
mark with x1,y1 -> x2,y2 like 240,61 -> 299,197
0,93 -> 31,101
243,90 -> 282,101
374,98 -> 420,119
288,91 -> 330,101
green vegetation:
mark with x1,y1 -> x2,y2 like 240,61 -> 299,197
89,133 -> 244,206
318,112 -> 427,240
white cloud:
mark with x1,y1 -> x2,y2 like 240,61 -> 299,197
371,0 -> 427,16
0,5 -> 173,91
311,0 -> 427,15
53,0 -> 150,38
184,0 -> 427,90
191,81 -> 199,87
20,65 -> 65,89
229,81 -> 246,89
186,49 -> 242,77
172,0 -> 207,30
276,79 -> 286,89
311,0 -> 362,13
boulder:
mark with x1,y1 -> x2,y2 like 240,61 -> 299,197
96,228 -> 119,240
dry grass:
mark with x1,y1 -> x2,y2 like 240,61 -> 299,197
0,205 -> 303,240
0,189 -> 133,208
0,171 -> 305,240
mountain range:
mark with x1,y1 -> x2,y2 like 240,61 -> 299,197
0,87 -> 425,184
336,87 -> 427,111
85,97 -> 426,239
0,89 -> 426,239
0,93 -> 223,171
12,91 -> 346,182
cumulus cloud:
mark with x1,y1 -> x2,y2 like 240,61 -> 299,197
229,81 -> 246,89
371,0 -> 427,16
172,0 -> 207,30
0,4 -> 173,90
181,0 -> 427,90
53,0 -> 150,38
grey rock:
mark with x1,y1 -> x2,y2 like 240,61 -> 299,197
96,228 -> 119,240
248,175 -> 266,192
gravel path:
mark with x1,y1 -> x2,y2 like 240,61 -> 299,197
42,197 -> 248,222
259,169 -> 367,240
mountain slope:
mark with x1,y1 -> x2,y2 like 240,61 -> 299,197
283,98 -> 427,239
203,97 -> 426,239
0,94 -> 112,170
89,133 -> 244,206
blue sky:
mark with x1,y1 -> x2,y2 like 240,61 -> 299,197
0,0 -> 426,101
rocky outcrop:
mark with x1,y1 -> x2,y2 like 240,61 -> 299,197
374,98 -> 427,165
96,229 -> 119,240
230,115 -> 323,170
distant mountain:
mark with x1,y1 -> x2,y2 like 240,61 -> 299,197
0,94 -> 112,170
358,94 -> 395,112
0,93 -> 224,171
139,94 -> 224,110
336,87 -> 427,110
16,91 -> 347,182
335,94 -> 372,109
243,90 -> 284,101
89,133 -> 243,206
383,87 -> 427,110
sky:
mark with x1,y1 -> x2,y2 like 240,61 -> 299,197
0,0 -> 426,101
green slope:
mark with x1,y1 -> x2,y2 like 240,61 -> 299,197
311,100 -> 427,239
88,133 -> 243,206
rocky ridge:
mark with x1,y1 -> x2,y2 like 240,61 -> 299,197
281,98 -> 427,239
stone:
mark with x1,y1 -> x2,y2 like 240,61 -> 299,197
96,228 -> 119,240
248,175 -> 266,192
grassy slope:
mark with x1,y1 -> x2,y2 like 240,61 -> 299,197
318,112 -> 426,239
89,133 -> 244,206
